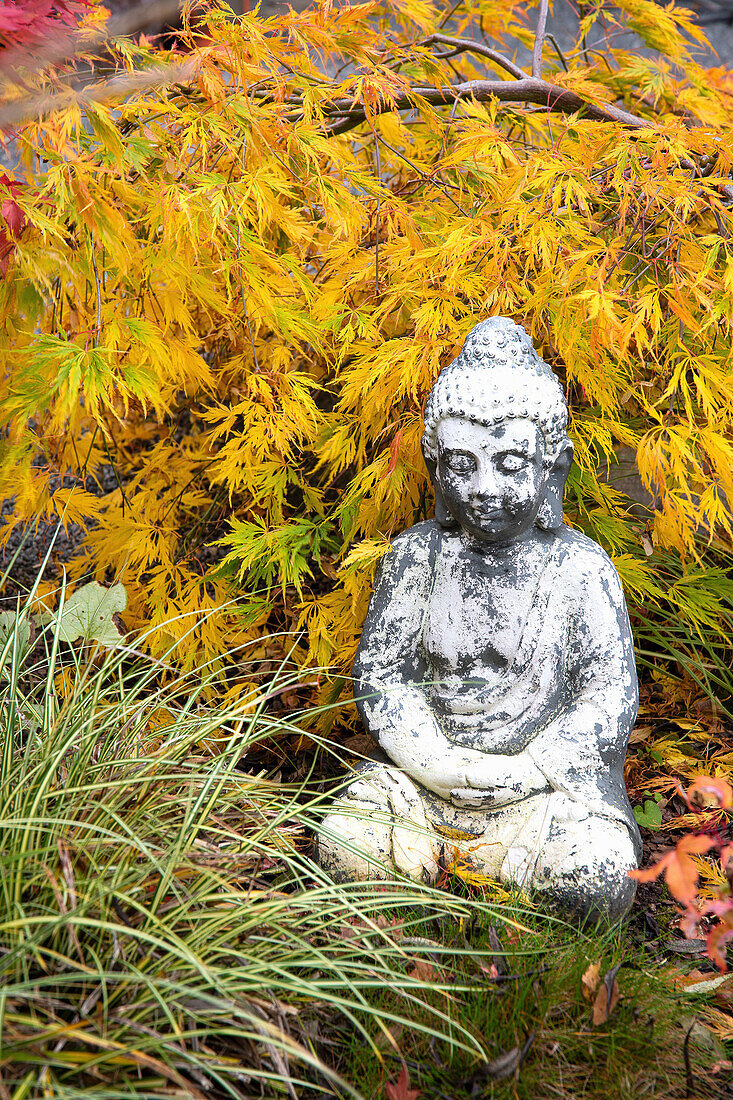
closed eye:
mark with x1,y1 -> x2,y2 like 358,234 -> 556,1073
498,453 -> 529,473
444,452 -> 476,475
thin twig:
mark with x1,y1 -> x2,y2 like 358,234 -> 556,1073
89,245 -> 102,345
373,131 -> 470,217
437,0 -> 467,30
100,418 -> 130,517
533,0 -> 550,79
546,33 -> 569,72
683,1018 -> 697,1097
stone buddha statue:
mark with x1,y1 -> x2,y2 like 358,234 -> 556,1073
317,317 -> 642,920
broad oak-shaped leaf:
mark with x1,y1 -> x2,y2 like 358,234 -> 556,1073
51,582 -> 127,647
0,611 -> 32,657
581,960 -> 601,1003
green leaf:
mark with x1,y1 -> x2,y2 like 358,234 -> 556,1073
0,612 -> 31,660
633,793 -> 663,829
49,582 -> 127,647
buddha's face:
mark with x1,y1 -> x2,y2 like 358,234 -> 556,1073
435,416 -> 547,544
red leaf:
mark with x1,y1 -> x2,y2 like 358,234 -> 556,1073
385,1062 -> 421,1100
0,0 -> 97,49
406,958 -> 439,983
383,427 -> 404,478
2,197 -> 25,237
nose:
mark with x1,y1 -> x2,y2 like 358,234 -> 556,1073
470,461 -> 500,502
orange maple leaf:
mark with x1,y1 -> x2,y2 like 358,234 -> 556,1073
629,834 -> 717,905
706,907 -> 733,972
383,426 -> 404,478
687,777 -> 733,810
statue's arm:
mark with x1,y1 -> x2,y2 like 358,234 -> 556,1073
353,526 -> 488,800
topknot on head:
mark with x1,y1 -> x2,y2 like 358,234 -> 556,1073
422,317 -> 570,466
458,317 -> 552,375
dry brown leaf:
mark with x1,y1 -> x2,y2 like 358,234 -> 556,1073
407,959 -> 440,983
592,974 -> 620,1025
628,726 -> 653,745
581,961 -> 601,1003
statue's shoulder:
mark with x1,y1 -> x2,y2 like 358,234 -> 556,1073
387,519 -> 441,559
553,526 -> 624,601
375,520 -> 440,584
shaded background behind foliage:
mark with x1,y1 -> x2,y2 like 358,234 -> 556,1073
1,0 -> 732,725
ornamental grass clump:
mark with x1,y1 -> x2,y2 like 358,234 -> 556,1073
0,586 -> 725,1099
0,586 -> 516,1096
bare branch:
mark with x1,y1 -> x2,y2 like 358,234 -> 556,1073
316,77 -> 650,137
533,0 -> 550,79
424,34 -> 527,81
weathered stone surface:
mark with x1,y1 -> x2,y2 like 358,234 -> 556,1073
317,317 -> 641,920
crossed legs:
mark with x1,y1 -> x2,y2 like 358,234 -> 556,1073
317,763 -> 638,920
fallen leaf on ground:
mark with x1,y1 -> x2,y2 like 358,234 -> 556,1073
407,959 -> 440,983
581,961 -> 601,1002
706,914 -> 733,973
671,969 -> 733,995
385,1061 -> 420,1100
592,964 -> 621,1026
481,1047 -> 522,1082
464,1032 -> 535,1091
665,937 -> 707,956
43,581 -> 127,647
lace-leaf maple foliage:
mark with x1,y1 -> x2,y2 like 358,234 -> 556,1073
1,0 -> 733,707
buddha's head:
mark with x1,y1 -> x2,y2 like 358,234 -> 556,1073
422,317 -> 573,543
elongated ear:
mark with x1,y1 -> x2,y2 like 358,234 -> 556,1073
421,442 -> 458,528
536,442 -> 574,531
